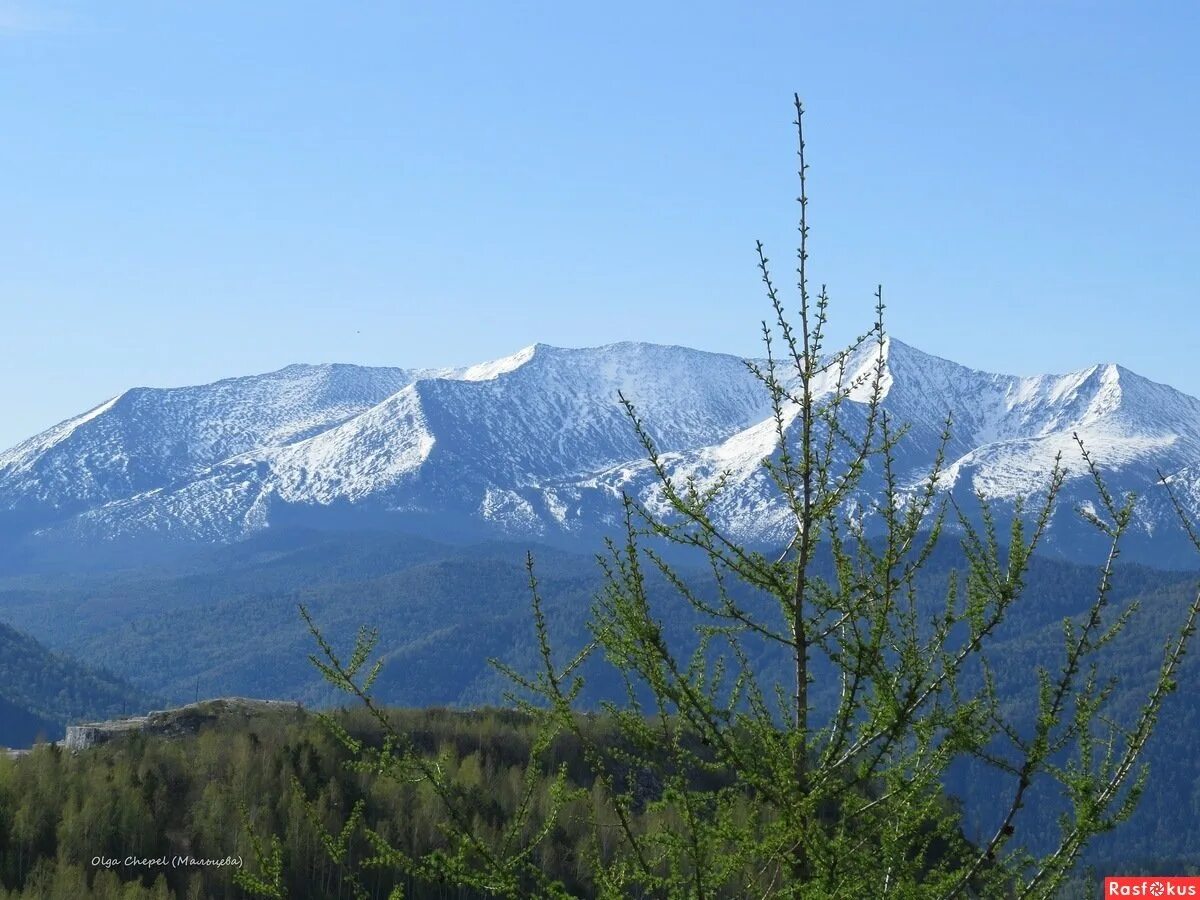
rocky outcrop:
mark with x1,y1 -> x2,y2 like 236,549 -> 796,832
64,698 -> 303,751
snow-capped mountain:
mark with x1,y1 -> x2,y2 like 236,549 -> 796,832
3,339 -> 1199,568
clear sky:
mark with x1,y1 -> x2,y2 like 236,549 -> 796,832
1,1 -> 1197,449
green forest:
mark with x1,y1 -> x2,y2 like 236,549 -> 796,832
2,705 -> 846,900
1,702 -> 1196,899
3,524 -> 1200,898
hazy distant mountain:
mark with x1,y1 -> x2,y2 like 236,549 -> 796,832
3,339 -> 1199,569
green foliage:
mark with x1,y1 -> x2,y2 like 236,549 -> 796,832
1,706 -> 694,899
273,97 -> 1200,898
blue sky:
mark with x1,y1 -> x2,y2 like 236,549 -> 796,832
1,2 -> 1197,449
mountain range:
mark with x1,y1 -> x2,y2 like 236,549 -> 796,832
2,338 -> 1200,569
2,339 -> 1200,860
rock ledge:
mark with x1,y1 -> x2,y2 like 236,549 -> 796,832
64,697 -> 303,751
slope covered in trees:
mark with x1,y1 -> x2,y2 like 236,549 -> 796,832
2,528 -> 1198,864
0,705 -> 994,900
1,530 -> 1194,711
0,622 -> 154,749
0,704 -> 1194,899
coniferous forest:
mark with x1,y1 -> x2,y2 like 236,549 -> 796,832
2,702 -> 1198,898
0,707 -> 788,900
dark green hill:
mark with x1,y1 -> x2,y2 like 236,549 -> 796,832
0,532 -> 601,707
0,695 -> 54,750
0,621 -> 155,748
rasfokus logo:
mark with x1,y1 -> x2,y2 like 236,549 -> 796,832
1106,877 -> 1200,896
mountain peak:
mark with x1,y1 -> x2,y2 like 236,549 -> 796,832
456,344 -> 542,381
3,338 -> 1200,569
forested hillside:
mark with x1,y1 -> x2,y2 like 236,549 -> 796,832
0,696 -> 54,753
0,622 -> 154,748
2,530 -> 1194,711
2,530 -> 1198,870
0,531 -> 599,708
0,704 -> 1195,899
0,705 -> 990,900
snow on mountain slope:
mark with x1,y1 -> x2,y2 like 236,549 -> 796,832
572,339 -> 1200,551
3,339 -> 1199,566
0,364 -> 427,515
269,342 -> 774,498
13,343 -> 773,545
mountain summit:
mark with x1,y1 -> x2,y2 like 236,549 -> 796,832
3,339 -> 1199,568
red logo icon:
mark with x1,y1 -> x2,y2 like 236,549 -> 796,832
1105,878 -> 1200,897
